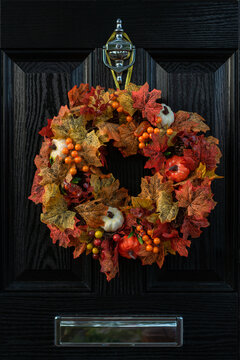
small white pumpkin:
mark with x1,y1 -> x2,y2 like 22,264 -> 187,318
50,139 -> 67,160
158,104 -> 174,127
101,206 -> 124,232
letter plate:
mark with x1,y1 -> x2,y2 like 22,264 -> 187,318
55,316 -> 183,347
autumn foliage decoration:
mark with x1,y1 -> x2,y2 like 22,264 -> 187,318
29,82 -> 222,280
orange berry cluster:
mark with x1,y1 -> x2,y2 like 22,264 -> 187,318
137,126 -> 160,149
136,225 -> 161,254
63,138 -> 89,175
110,93 -> 133,123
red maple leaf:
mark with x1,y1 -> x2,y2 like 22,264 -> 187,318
47,218 -> 82,248
132,83 -> 162,125
34,138 -> 51,170
198,136 -> 222,170
181,216 -> 209,240
68,83 -> 89,108
28,169 -> 45,204
175,180 -> 216,218
39,119 -> 53,138
181,149 -> 199,171
143,133 -> 168,171
163,229 -> 191,257
99,240 -> 119,281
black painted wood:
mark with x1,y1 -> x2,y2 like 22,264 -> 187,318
1,1 -> 238,49
0,1 -> 239,359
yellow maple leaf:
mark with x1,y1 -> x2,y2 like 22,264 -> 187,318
41,183 -> 75,231
131,197 -> 154,210
118,83 -> 140,116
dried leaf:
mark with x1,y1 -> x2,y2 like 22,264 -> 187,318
47,220 -> 82,248
28,169 -> 45,204
132,82 -> 162,125
51,114 -> 87,142
34,138 -> 51,169
143,133 -> 168,171
80,86 -> 113,123
99,240 -> 119,281
39,157 -> 68,186
39,119 -> 53,138
118,83 -> 140,116
113,121 -> 138,157
139,173 -> 173,202
79,143 -> 102,167
96,179 -> 129,208
156,191 -> 179,223
41,183 -> 76,231
90,174 -> 115,194
131,197 -> 153,210
84,130 -> 102,148
172,111 -> 210,133
137,243 -> 165,268
97,122 -> 120,142
175,180 -> 216,218
181,216 -> 209,240
68,83 -> 89,108
75,199 -> 108,227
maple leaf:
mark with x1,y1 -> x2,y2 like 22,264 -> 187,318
197,136 -> 222,171
47,219 -> 82,248
99,240 -> 119,281
132,82 -> 162,125
80,86 -> 113,124
171,237 -> 191,257
68,83 -> 89,108
139,173 -> 173,204
157,191 -> 179,223
39,157 -> 68,186
138,173 -> 176,223
79,143 -> 103,167
181,149 -> 199,171
51,114 -> 87,142
75,199 -> 108,228
28,169 -> 45,204
90,174 -> 115,193
113,121 -> 138,157
162,229 -> 191,257
92,176 -> 129,208
97,122 -> 120,142
34,138 -> 51,169
41,183 -> 76,231
181,216 -> 209,240
117,83 -> 140,116
137,243 -> 165,268
39,119 -> 53,138
143,133 -> 168,171
175,180 -> 216,218
83,130 -> 102,149
131,197 -> 153,210
68,230 -> 89,258
172,111 -> 210,133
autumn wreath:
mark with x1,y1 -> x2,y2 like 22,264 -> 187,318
29,82 -> 222,280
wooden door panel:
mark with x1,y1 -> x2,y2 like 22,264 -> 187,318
2,49 -> 236,294
0,1 -> 239,359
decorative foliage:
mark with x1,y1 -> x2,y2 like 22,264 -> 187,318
29,82 -> 222,280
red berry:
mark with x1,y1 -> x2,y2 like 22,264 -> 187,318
88,230 -> 95,237
113,234 -> 121,242
93,239 -> 102,247
92,254 -> 99,260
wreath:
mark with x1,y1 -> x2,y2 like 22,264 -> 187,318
29,82 -> 222,281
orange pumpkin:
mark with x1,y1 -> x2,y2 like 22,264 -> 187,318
118,235 -> 140,259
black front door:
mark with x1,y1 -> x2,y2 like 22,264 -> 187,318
1,1 -> 239,359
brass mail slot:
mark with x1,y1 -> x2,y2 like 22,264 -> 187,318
55,316 -> 183,347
